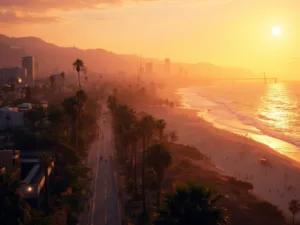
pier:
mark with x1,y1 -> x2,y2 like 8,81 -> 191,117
212,74 -> 277,84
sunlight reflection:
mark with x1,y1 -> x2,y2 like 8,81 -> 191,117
257,83 -> 297,132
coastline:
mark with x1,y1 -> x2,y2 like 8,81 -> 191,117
175,84 -> 300,164
137,86 -> 300,218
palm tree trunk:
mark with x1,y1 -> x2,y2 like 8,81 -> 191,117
156,187 -> 161,209
71,118 -> 77,150
293,214 -> 295,225
133,142 -> 138,195
76,117 -> 79,152
77,71 -> 81,90
142,136 -> 146,214
159,130 -> 163,143
156,170 -> 164,208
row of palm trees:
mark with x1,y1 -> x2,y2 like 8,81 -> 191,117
107,95 -> 228,224
48,58 -> 87,92
49,72 -> 65,91
107,95 -> 172,213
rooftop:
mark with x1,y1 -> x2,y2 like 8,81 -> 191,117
18,103 -> 32,108
20,150 -> 55,160
20,150 -> 55,199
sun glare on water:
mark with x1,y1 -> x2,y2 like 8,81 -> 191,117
272,26 -> 282,37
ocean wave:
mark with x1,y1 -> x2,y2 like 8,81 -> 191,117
257,113 -> 276,121
185,93 -> 300,148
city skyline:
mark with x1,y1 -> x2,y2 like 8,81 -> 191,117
1,0 -> 300,77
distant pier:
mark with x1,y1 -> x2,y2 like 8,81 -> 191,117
212,74 -> 277,84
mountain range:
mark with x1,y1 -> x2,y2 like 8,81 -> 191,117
0,34 -> 253,78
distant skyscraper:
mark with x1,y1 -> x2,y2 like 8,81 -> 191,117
164,58 -> 170,76
22,56 -> 35,86
179,67 -> 183,76
138,54 -> 144,80
145,63 -> 153,75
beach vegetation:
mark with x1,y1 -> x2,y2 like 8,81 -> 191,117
288,199 -> 300,225
154,183 -> 228,225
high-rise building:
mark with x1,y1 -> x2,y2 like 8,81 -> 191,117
0,67 -> 26,85
137,55 -> 144,81
22,56 -> 35,86
164,58 -> 170,76
145,63 -> 153,75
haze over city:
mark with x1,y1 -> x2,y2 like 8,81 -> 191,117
1,0 -> 300,78
2,1 -> 300,225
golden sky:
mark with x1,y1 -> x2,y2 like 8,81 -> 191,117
1,0 -> 300,76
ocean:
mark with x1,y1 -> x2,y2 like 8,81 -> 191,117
177,81 -> 300,163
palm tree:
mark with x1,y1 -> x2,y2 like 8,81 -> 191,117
155,184 -> 228,225
146,143 -> 172,208
76,90 -> 87,108
169,131 -> 178,143
40,153 -> 54,211
289,199 -> 300,225
49,75 -> 55,91
72,59 -> 85,91
128,121 -> 140,195
62,96 -> 79,149
138,115 -> 155,215
155,119 -> 166,142
75,90 -> 87,152
60,72 -> 65,87
47,105 -> 67,138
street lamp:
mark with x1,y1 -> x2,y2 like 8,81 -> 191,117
26,186 -> 33,192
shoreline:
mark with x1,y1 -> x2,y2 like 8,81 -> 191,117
163,86 -> 300,166
137,87 -> 300,218
175,85 -> 300,164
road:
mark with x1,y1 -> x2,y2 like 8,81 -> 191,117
79,105 -> 121,225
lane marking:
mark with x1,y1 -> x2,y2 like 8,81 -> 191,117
90,131 -> 102,225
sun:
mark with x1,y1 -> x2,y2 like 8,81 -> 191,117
272,26 -> 282,37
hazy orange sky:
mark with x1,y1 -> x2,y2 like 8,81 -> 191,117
1,0 -> 300,76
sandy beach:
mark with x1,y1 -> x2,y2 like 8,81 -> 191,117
136,88 -> 300,220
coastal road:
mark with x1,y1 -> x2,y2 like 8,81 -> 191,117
79,105 -> 121,225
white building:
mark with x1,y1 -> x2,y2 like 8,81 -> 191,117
22,56 -> 35,87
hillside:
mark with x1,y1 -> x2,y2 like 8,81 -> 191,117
0,34 -> 254,78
